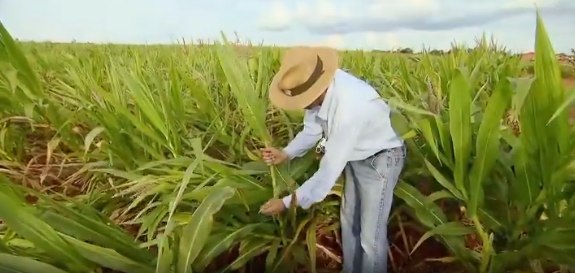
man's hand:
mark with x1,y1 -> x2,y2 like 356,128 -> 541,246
260,147 -> 288,165
259,198 -> 286,216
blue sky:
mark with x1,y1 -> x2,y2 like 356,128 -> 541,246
1,0 -> 574,53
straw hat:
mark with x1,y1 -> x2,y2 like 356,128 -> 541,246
269,46 -> 339,110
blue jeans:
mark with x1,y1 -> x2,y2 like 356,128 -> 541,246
340,146 -> 406,273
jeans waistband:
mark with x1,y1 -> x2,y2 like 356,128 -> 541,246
370,145 -> 406,159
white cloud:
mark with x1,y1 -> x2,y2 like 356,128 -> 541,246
258,0 -> 574,35
365,32 -> 378,44
259,0 -> 292,31
317,34 -> 345,48
510,0 -> 561,8
313,0 -> 343,22
259,0 -> 442,32
364,32 -> 402,49
383,33 -> 402,49
259,0 -> 355,31
295,2 -> 311,18
368,0 -> 440,19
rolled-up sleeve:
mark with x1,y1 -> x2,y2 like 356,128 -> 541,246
282,109 -> 323,160
282,113 -> 365,209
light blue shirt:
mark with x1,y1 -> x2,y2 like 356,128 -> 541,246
281,69 -> 404,209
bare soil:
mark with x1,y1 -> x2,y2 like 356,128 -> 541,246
564,78 -> 575,89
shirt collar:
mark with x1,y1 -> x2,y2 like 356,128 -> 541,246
317,74 -> 337,120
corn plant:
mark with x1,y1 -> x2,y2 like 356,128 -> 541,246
0,176 -> 156,273
394,11 -> 575,273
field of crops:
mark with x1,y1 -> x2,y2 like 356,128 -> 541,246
1,12 -> 575,273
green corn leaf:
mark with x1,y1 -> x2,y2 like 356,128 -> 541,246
547,85 -> 575,125
0,189 -> 90,272
306,219 -> 318,273
215,33 -> 270,144
416,118 -> 440,161
394,182 -> 472,266
176,186 -> 236,273
0,253 -> 70,273
155,235 -> 173,273
156,140 -> 203,273
411,221 -> 474,255
62,235 -> 155,273
193,224 -> 263,271
508,76 -> 534,112
468,78 -> 511,216
0,20 -> 42,96
393,181 -> 447,228
448,69 -> 472,200
220,238 -> 270,273
423,159 -> 463,200
434,116 -> 454,166
265,240 -> 280,273
83,126 -> 105,158
40,209 -> 153,264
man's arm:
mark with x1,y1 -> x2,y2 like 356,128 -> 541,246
281,112 -> 365,209
282,109 -> 323,160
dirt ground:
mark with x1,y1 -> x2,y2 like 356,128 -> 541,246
564,78 -> 575,89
